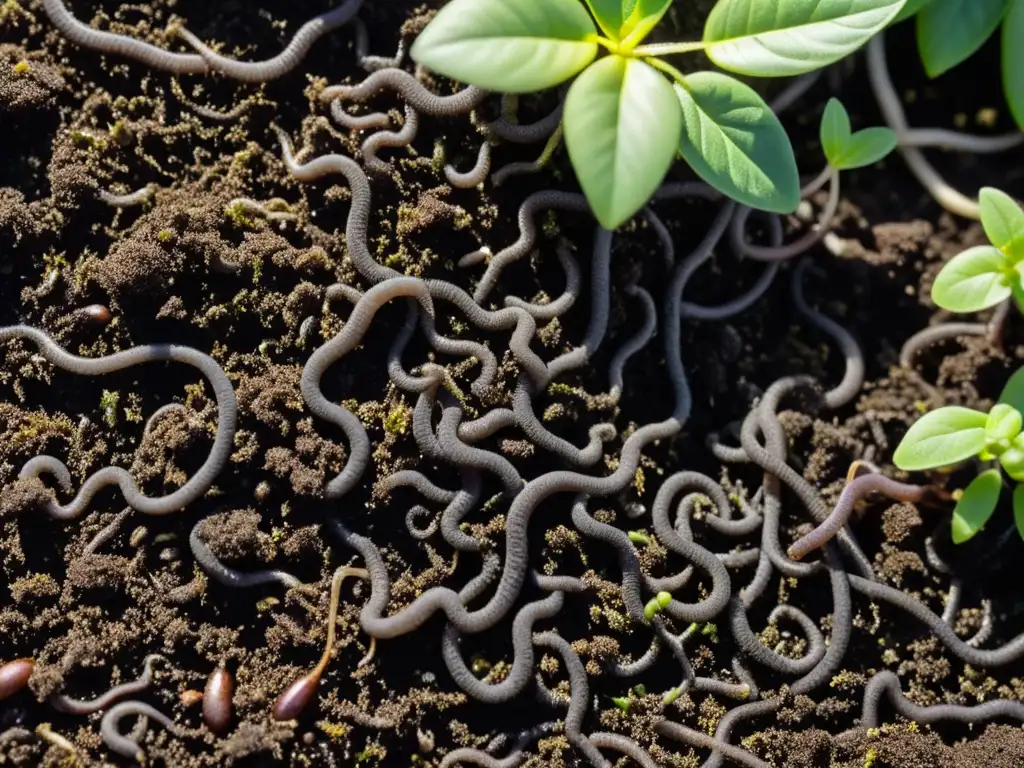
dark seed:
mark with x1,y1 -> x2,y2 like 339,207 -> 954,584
0,659 -> 34,700
202,667 -> 234,734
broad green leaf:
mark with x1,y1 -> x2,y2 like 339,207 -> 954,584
675,72 -> 799,213
916,0 -> 1008,78
930,245 -> 1012,313
564,56 -> 682,230
979,187 -> 1024,261
409,0 -> 597,93
891,0 -> 940,24
820,98 -> 852,166
985,403 -> 1023,446
1014,484 -> 1024,540
951,469 -> 1002,543
1006,0 -> 1024,130
620,0 -> 673,46
998,366 -> 1024,416
703,0 -> 908,77
829,127 -> 898,169
893,406 -> 988,470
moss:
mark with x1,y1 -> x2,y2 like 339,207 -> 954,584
383,402 -> 409,436
107,120 -> 132,147
13,412 -> 73,444
12,59 -> 29,75
156,229 -> 175,244
317,721 -> 349,740
99,390 -> 120,427
224,201 -> 260,229
70,130 -> 106,151
864,747 -> 878,767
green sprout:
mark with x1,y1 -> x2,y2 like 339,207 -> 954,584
893,366 -> 1024,543
411,0 -> 907,230
819,98 -> 898,172
627,530 -> 652,546
929,187 -> 1024,314
889,0 -> 1024,130
643,590 -> 672,621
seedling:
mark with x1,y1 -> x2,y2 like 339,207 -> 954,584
893,366 -> 1024,542
819,99 -> 898,172
929,187 -> 1024,314
411,0 -> 907,230
890,0 -> 1024,130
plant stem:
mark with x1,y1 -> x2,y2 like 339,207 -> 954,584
644,56 -> 688,89
633,41 -> 708,57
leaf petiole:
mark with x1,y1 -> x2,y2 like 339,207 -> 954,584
633,40 -> 710,57
644,55 -> 689,88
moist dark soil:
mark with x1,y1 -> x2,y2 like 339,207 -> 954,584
1,2 -> 1024,767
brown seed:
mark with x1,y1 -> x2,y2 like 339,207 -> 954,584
80,304 -> 113,325
272,671 -> 320,721
0,659 -> 34,700
202,667 -> 234,734
180,689 -> 204,708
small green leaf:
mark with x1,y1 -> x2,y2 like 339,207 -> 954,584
998,366 -> 1024,415
930,245 -> 1012,313
985,403 -> 1023,445
893,406 -> 988,470
409,0 -> 598,93
951,469 -> 1002,543
979,187 -> 1024,261
584,0 -> 627,39
675,72 -> 799,213
830,127 -> 898,170
1013,484 -> 1024,540
1005,0 -> 1024,130
563,55 -> 682,230
999,440 -> 1024,479
820,98 -> 852,166
620,0 -> 673,46
891,0 -> 940,24
916,0 -> 1009,78
703,0 -> 908,78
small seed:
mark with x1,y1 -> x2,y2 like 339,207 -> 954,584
0,659 -> 34,700
202,667 -> 234,734
272,671 -> 319,721
80,304 -> 112,325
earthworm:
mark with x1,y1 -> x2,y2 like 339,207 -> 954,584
468,190 -> 590,304
445,142 -> 492,189
532,632 -> 611,768
898,129 -> 1024,153
642,206 -> 677,272
319,69 -> 487,116
97,185 -> 155,208
848,575 -> 1024,667
503,241 -> 580,321
405,506 -> 438,540
170,78 -> 253,122
189,519 -> 300,589
702,698 -> 784,768
655,719 -> 769,768
273,565 -> 372,720
170,0 -> 364,83
608,284 -> 657,399
82,509 -> 132,555
484,99 -> 564,144
362,105 -> 419,174
860,670 -> 1024,728
727,599 -> 825,675
225,198 -> 298,223
491,124 -> 564,187
513,379 -> 617,468
378,470 -> 457,505
352,17 -> 405,72
440,723 -> 557,768
790,546 -> 851,695
788,473 -> 930,560
39,0 -> 208,74
768,70 -> 823,114
100,701 -> 178,763
442,592 -> 563,703
729,167 -> 841,262
436,393 -> 524,495
329,99 -> 392,132
4,326 -> 236,518
867,34 -> 980,219
898,300 -> 1010,368
457,409 -> 516,444
588,733 -> 658,767
439,471 -> 484,553
967,599 -> 995,648
51,654 -> 162,715
791,259 -> 866,409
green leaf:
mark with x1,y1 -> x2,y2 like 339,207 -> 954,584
893,406 -> 988,470
409,0 -> 598,93
820,98 -> 852,166
675,72 -> 799,213
916,0 -> 1009,78
620,0 -> 673,46
891,0 -> 940,24
998,367 -> 1024,416
999,439 -> 1024,479
979,187 -> 1024,261
703,0 -> 908,77
951,469 -> 1002,543
831,127 -> 898,169
1006,0 -> 1024,130
563,56 -> 682,230
584,0 -> 627,39
930,245 -> 1012,313
1014,484 -> 1024,540
985,402 -> 1023,445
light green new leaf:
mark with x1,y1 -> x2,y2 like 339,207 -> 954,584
979,187 -> 1024,261
891,0 -> 940,24
1006,0 -> 1024,130
583,0 -> 670,43
409,0 -> 597,93
676,72 -> 799,213
930,245 -> 1012,312
1014,484 -> 1024,540
999,436 -> 1024,480
829,127 -> 898,169
893,406 -> 988,470
916,0 -> 1008,78
703,0 -> 908,77
819,98 -> 852,165
999,367 -> 1024,416
584,0 -> 627,39
986,403 -> 1024,446
951,468 -> 1002,543
564,56 -> 682,230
